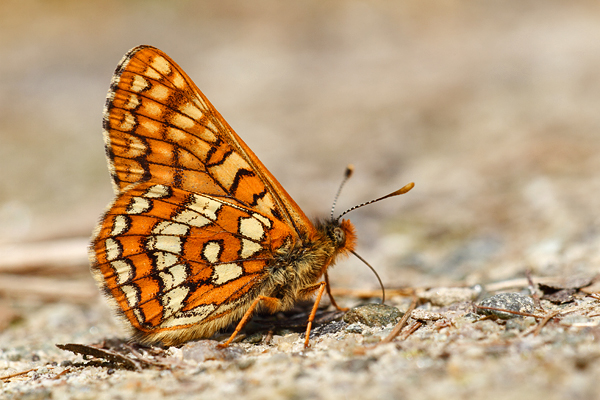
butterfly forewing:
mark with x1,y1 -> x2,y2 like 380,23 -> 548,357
103,46 -> 311,233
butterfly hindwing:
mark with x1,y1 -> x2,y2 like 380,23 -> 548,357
91,181 -> 294,338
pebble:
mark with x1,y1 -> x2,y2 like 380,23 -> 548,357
343,304 -> 403,327
411,309 -> 444,321
477,293 -> 535,319
243,333 -> 264,344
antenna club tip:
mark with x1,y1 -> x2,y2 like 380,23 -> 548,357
402,182 -> 415,193
344,164 -> 355,178
392,182 -> 414,196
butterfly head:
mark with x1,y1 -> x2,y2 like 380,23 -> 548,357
322,167 -> 415,302
321,218 -> 357,257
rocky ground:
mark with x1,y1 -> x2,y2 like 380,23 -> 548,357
2,280 -> 600,400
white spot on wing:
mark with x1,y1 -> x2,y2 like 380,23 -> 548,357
123,135 -> 146,157
172,73 -> 185,89
144,66 -> 161,80
166,126 -> 186,142
152,221 -> 190,236
145,184 -> 169,198
120,111 -> 136,131
133,309 -> 144,324
240,238 -> 262,259
155,251 -> 179,271
208,152 -> 251,190
162,286 -> 189,314
127,197 -> 151,214
171,113 -> 194,130
121,284 -> 139,308
172,209 -> 211,228
146,235 -> 182,254
255,195 -> 277,218
105,238 -> 121,261
110,215 -> 129,236
131,75 -> 149,92
111,260 -> 133,285
160,304 -> 215,328
152,56 -> 172,75
148,85 -> 170,101
179,102 -> 203,121
159,264 -> 188,291
142,119 -> 160,134
203,241 -> 221,263
124,94 -> 140,109
212,263 -> 243,285
187,194 -> 221,221
253,213 -> 272,228
143,100 -> 162,117
239,217 -> 264,241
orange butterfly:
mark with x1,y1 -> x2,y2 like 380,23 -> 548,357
90,45 -> 413,348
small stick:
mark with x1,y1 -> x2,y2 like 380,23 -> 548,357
378,294 -> 418,345
526,269 -> 543,310
0,367 -> 38,381
399,321 -> 423,340
530,310 -> 560,337
51,368 -> 71,380
264,329 -> 275,345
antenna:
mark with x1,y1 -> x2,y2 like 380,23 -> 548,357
329,166 -> 415,304
351,250 -> 386,304
336,181 -> 415,221
330,164 -> 354,219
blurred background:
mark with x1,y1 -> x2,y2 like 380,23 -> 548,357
1,0 -> 600,321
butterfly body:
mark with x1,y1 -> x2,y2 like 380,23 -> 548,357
91,45 -> 358,346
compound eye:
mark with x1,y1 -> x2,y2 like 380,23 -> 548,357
332,227 -> 345,246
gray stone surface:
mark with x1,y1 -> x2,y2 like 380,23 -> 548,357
343,304 -> 403,327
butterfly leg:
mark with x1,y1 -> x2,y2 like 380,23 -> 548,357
324,271 -> 349,312
217,295 -> 281,348
300,281 -> 327,348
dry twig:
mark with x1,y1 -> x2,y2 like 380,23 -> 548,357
525,269 -> 543,310
530,310 -> 561,336
0,367 -> 38,382
377,294 -> 419,345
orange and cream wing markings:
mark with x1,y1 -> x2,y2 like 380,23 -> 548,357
93,180 -> 291,334
102,47 -> 294,230
91,45 -> 367,347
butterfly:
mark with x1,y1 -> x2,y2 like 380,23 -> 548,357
90,45 -> 414,348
